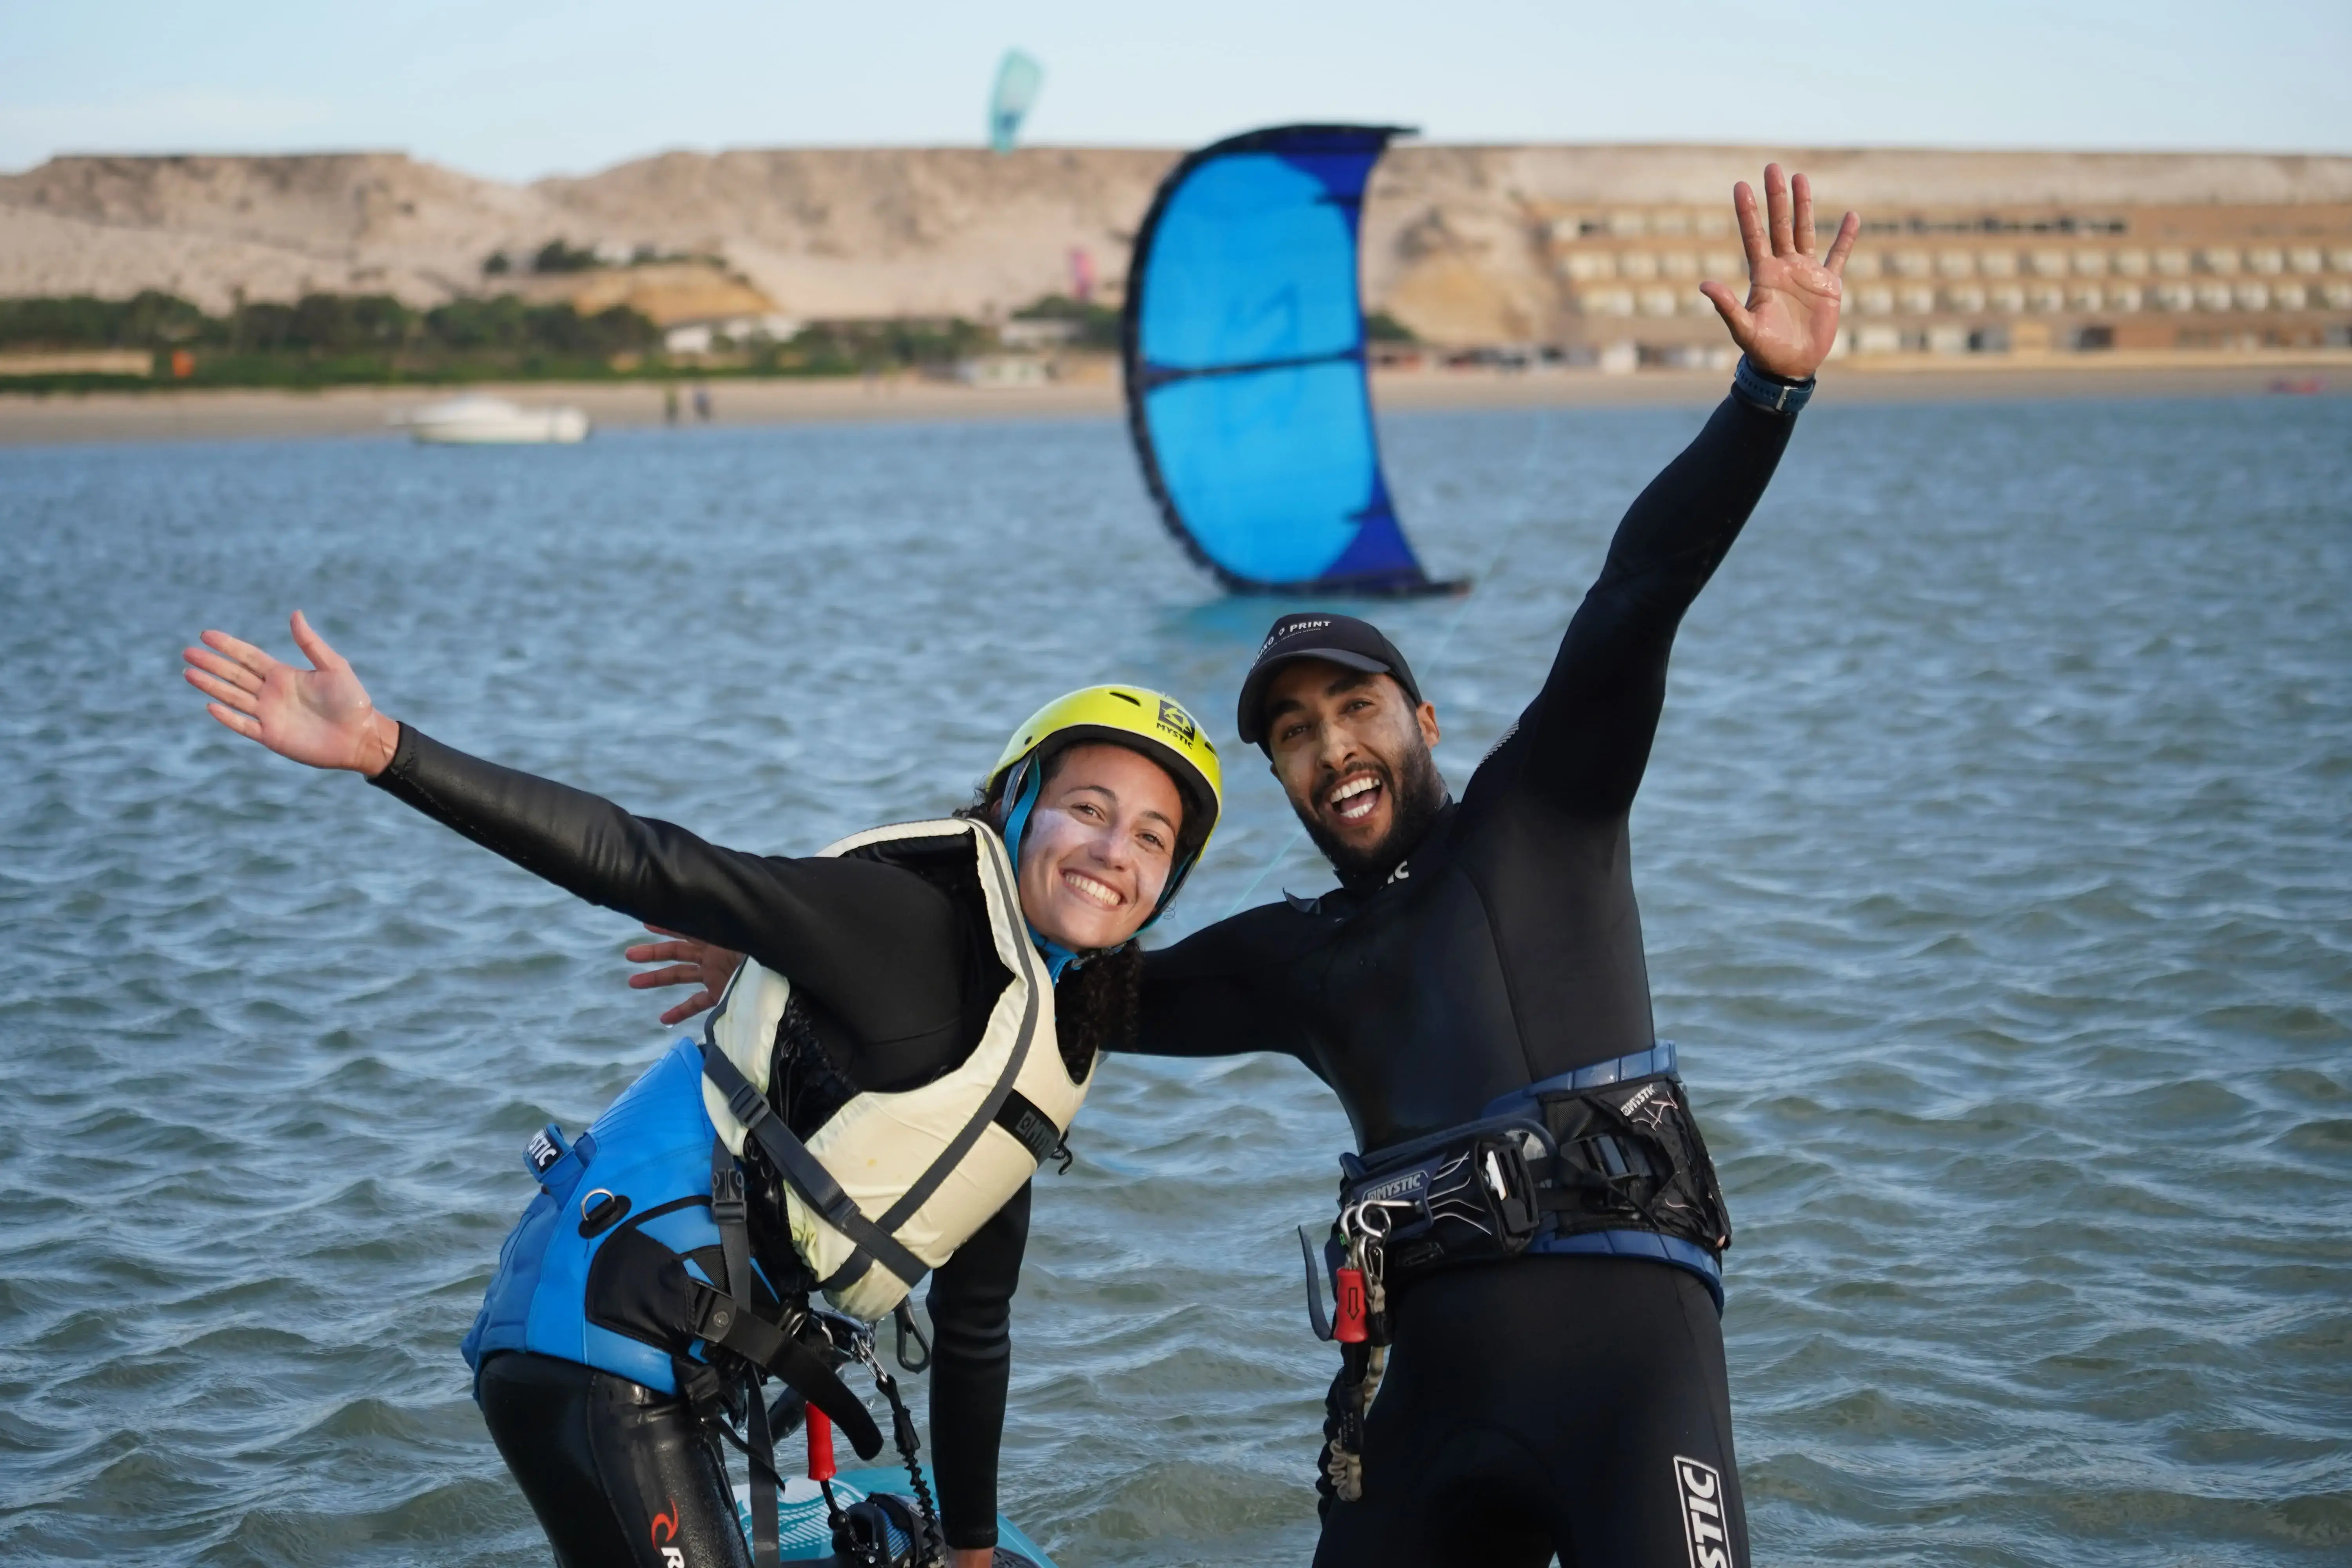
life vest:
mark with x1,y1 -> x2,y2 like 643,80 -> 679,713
460,817 -> 1082,1407
700,816 -> 1081,1323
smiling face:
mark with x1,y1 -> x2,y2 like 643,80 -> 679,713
1011,742 -> 1187,951
1261,659 -> 1446,884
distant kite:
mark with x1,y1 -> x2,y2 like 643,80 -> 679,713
1122,125 -> 1457,596
989,51 -> 1044,154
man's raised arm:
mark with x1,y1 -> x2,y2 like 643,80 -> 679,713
1497,164 -> 1858,819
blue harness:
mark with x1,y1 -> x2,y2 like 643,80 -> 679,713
459,1028 -> 901,1461
461,1039 -> 739,1394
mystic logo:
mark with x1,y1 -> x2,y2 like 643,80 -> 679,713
1155,697 -> 1199,744
1618,1082 -> 1680,1134
1674,1455 -> 1732,1568
649,1500 -> 687,1568
1354,1165 -> 1430,1207
1004,1105 -> 1058,1165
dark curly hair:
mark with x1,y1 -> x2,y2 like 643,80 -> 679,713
957,739 -> 1196,1073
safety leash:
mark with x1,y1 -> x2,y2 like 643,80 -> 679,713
853,1334 -> 946,1559
1311,1207 -> 1394,1503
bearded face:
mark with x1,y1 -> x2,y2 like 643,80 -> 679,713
1259,662 -> 1447,886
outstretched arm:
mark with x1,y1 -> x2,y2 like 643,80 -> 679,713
183,614 -> 965,1046
1125,906 -> 1318,1065
1495,166 -> 1857,818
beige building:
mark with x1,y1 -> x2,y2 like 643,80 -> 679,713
1535,196 -> 2352,362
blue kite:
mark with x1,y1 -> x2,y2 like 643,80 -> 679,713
1122,124 -> 1459,596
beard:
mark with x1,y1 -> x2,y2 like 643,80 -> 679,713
1296,740 -> 1448,890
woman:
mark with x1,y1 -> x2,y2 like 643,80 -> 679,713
181,612 -> 1221,1568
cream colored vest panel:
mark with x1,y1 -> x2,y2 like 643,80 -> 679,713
700,818 -> 1089,1321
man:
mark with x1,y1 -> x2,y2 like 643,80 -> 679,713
1115,164 -> 1854,1567
640,165 -> 1856,1566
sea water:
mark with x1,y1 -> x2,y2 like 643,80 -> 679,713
1,394 -> 2347,1566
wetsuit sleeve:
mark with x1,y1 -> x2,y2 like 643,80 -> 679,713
924,1180 -> 1031,1551
1496,393 -> 1797,817
366,724 -> 965,1048
1124,908 -> 1317,1065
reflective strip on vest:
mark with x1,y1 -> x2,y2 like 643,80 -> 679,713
699,817 -> 1083,1321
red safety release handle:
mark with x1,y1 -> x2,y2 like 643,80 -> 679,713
1334,1266 -> 1368,1344
806,1405 -> 836,1481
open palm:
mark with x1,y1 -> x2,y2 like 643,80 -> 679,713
182,610 -> 396,774
1700,165 -> 1861,382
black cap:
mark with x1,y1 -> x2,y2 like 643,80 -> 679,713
1236,612 -> 1423,747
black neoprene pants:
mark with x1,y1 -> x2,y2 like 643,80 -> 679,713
1313,1257 -> 1747,1568
478,1351 -> 752,1568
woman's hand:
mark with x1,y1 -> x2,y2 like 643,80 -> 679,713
1700,163 -> 1861,382
183,611 -> 400,775
625,924 -> 745,1027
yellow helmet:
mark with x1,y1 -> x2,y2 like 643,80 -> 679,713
989,685 -> 1223,918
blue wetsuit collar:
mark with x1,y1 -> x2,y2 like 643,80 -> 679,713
1033,931 -> 1082,983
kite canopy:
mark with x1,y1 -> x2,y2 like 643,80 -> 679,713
989,51 -> 1044,154
1122,124 -> 1456,597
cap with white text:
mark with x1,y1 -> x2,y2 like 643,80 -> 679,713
1235,612 -> 1423,748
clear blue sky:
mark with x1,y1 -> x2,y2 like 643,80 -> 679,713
3,0 -> 2346,181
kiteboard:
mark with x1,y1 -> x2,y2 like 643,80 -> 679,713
735,1468 -> 1059,1566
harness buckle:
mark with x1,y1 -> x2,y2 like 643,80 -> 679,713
711,1161 -> 748,1226
726,1078 -> 772,1131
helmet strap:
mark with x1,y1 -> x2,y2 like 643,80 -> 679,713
998,758 -> 1085,983
997,756 -> 1043,865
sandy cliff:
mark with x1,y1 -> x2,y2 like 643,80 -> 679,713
5,143 -> 2349,343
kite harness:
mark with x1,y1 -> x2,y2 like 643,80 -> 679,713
1299,1041 -> 1733,1501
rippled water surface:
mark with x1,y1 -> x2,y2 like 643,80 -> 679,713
3,394 -> 2348,1566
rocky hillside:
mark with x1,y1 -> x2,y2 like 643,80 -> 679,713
5,144 -> 2348,343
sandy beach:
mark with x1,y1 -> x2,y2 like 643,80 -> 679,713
1,352 -> 2345,446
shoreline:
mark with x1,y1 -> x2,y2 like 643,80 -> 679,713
2,352 -> 2345,446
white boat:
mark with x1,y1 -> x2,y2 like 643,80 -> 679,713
398,394 -> 590,445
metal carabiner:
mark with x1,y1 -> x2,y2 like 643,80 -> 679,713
1341,1199 -> 1399,1243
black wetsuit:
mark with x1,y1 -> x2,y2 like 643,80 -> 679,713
368,736 -> 1033,1560
1127,390 -> 1799,1567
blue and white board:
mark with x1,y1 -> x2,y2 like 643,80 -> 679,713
1122,123 -> 1458,597
736,1467 -> 1059,1565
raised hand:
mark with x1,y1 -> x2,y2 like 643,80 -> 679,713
182,610 -> 400,775
626,924 -> 744,1027
1699,163 -> 1861,382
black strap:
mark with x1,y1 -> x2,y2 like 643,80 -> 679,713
708,1135 -> 779,1568
701,1042 -> 931,1294
1297,1226 -> 1336,1342
686,1282 -> 884,1460
867,824 -> 1046,1232
710,1138 -> 752,1299
747,1373 -> 778,1568
991,1087 -> 1070,1172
